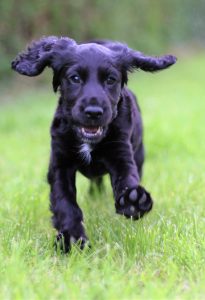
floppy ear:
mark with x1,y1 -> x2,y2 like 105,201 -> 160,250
124,49 -> 177,72
93,40 -> 177,72
11,36 -> 76,76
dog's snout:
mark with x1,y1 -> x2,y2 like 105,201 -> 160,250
84,106 -> 104,119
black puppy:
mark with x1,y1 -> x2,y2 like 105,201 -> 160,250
12,36 -> 176,252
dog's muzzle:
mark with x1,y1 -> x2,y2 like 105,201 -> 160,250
73,105 -> 111,143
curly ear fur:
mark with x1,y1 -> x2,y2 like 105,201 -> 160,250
11,36 -> 76,76
12,36 -> 176,89
125,50 -> 177,72
91,40 -> 177,72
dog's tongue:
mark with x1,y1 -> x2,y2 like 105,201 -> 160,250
83,127 -> 99,134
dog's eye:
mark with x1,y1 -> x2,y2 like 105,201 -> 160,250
106,76 -> 116,85
69,75 -> 81,84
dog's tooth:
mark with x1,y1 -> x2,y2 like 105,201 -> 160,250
119,197 -> 125,206
138,193 -> 147,206
129,189 -> 138,202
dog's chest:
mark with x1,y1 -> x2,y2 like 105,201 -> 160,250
79,143 -> 93,164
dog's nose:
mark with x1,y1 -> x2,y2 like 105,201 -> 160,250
84,106 -> 103,119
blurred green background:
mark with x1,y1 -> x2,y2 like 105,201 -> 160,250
0,0 -> 205,79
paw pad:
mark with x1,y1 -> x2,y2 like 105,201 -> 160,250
116,185 -> 153,220
129,189 -> 138,202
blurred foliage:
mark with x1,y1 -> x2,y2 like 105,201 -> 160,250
0,0 -> 205,78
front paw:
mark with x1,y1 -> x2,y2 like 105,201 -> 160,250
55,225 -> 90,253
115,185 -> 153,220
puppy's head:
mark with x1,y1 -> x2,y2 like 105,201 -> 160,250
12,36 -> 177,144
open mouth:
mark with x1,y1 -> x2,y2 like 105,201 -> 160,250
81,126 -> 103,139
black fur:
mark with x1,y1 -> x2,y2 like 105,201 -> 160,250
12,36 -> 177,252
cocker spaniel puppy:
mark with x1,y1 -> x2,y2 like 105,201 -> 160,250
12,36 -> 176,252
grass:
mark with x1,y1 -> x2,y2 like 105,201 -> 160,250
0,54 -> 205,300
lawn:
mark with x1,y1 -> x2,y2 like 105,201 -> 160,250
0,54 -> 205,300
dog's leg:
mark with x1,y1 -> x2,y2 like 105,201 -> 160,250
105,144 -> 153,220
48,165 -> 89,252
134,142 -> 145,179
